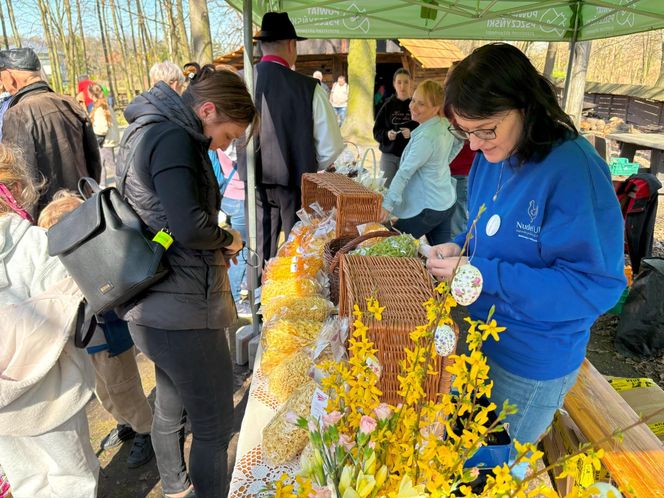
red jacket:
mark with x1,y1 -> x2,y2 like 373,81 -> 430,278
449,141 -> 476,176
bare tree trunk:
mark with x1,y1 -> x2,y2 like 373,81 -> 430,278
189,0 -> 213,63
5,0 -> 19,47
162,0 -> 178,62
175,0 -> 190,62
543,42 -> 557,81
37,0 -> 63,92
340,39 -> 376,145
127,0 -> 148,90
110,0 -> 134,101
564,41 -> 592,127
96,0 -> 116,100
46,1 -> 77,95
63,0 -> 78,93
0,3 -> 9,50
135,0 -> 156,68
75,0 -> 89,74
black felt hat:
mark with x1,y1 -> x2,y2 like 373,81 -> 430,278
0,48 -> 42,71
253,12 -> 306,41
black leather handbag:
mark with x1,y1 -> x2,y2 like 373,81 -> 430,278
47,177 -> 170,316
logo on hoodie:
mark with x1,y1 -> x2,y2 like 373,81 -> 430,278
515,199 -> 541,242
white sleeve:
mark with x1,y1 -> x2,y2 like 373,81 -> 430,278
312,84 -> 344,169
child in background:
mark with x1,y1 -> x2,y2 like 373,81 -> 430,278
38,190 -> 155,469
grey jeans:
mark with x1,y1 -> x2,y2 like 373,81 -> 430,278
129,324 -> 234,498
379,152 -> 401,188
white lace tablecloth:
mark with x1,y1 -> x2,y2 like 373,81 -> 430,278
228,347 -> 300,497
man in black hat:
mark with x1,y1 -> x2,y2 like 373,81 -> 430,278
0,47 -> 101,214
238,11 -> 343,264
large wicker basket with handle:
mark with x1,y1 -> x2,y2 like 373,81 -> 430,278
323,230 -> 398,305
338,255 -> 457,405
301,173 -> 382,237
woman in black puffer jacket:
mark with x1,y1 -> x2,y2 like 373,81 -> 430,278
116,65 -> 258,498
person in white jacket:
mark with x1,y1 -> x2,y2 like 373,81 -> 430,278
0,144 -> 98,498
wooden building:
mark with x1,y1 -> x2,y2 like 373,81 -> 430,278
214,38 -> 463,97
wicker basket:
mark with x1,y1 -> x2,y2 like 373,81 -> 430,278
338,255 -> 456,405
323,231 -> 397,305
301,172 -> 382,237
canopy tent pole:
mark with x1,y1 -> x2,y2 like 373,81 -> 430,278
562,1 -> 581,109
243,0 -> 260,336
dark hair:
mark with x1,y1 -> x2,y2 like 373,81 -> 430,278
444,43 -> 577,164
393,68 -> 411,81
182,63 -> 259,139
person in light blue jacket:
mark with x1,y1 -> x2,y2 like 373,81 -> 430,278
381,79 -> 462,244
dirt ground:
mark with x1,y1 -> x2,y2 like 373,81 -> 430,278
89,151 -> 664,496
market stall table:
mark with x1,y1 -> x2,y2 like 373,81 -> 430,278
228,347 -> 299,498
606,132 -> 664,175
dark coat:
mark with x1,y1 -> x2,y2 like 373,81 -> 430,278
2,81 -> 101,214
115,82 -> 235,331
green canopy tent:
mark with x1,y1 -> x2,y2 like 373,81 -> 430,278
228,0 -> 664,332
231,0 -> 664,41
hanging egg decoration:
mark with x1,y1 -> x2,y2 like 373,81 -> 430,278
434,324 -> 457,356
451,264 -> 483,306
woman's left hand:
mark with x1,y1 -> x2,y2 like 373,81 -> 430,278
400,128 -> 411,139
380,208 -> 392,223
426,255 -> 468,281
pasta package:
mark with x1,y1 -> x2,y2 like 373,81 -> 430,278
262,382 -> 316,465
261,295 -> 334,323
269,349 -> 313,403
264,256 -> 324,281
261,277 -> 325,304
261,319 -> 323,352
260,319 -> 324,374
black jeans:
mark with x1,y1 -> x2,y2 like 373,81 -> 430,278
129,324 -> 234,498
394,205 -> 456,245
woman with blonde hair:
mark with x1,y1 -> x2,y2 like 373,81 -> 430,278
381,79 -> 462,244
0,144 -> 98,497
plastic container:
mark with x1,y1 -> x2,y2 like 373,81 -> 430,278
609,158 -> 639,176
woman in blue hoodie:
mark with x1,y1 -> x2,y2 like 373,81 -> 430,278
426,43 -> 626,465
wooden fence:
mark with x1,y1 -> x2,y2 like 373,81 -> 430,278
584,82 -> 664,130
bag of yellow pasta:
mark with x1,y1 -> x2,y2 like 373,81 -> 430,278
261,276 -> 325,304
263,256 -> 324,281
260,319 -> 324,373
262,382 -> 316,465
261,295 -> 334,322
268,349 -> 313,403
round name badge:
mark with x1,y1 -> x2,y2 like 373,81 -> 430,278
486,214 -> 501,237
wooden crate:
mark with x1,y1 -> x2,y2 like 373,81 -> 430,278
338,255 -> 455,405
301,172 -> 382,237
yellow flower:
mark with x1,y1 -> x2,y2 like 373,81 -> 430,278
274,474 -> 297,498
355,471 -> 376,498
366,297 -> 386,321
478,319 -> 506,342
390,475 -> 427,498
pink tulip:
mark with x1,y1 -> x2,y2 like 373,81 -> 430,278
359,415 -> 377,434
311,486 -> 332,498
322,410 -> 343,428
285,411 -> 299,425
338,433 -> 356,452
374,403 -> 392,421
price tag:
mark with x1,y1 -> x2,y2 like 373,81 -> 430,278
310,387 -> 330,422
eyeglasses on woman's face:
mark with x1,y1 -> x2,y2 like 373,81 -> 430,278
447,112 -> 511,141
